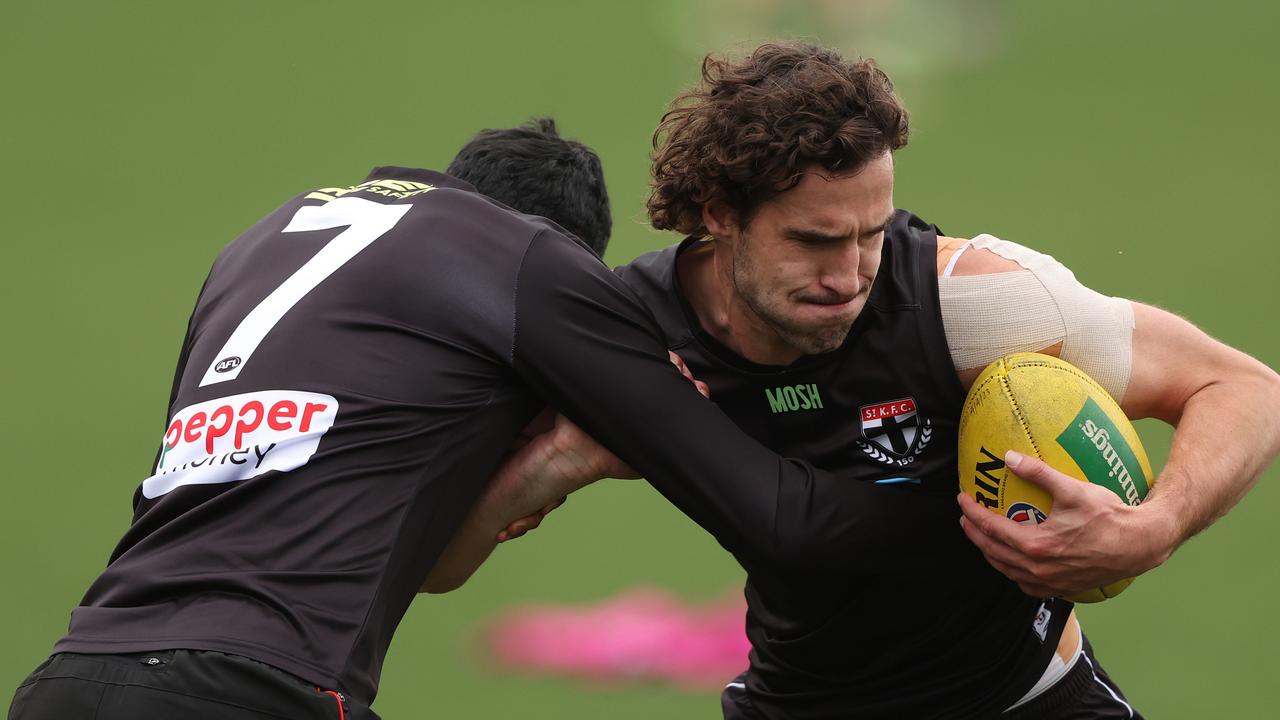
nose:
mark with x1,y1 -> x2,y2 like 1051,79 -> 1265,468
817,242 -> 861,300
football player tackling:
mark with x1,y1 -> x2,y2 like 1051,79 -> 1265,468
9,119 -> 940,719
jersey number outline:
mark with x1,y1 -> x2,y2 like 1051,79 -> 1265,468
199,196 -> 414,387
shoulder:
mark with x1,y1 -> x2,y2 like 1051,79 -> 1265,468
936,234 -> 1025,277
613,240 -> 700,348
613,241 -> 689,312
614,242 -> 684,285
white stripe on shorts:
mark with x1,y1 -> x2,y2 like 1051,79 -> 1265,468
1082,653 -> 1134,719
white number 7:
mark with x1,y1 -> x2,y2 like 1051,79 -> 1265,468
199,196 -> 414,387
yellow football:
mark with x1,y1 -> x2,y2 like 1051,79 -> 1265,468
958,353 -> 1156,603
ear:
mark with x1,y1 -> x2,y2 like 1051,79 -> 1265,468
701,199 -> 739,239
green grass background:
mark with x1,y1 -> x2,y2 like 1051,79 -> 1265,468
3,1 -> 1278,716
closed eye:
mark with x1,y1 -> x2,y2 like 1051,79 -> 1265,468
785,229 -> 848,246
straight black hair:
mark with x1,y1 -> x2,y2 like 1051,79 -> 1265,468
447,118 -> 612,256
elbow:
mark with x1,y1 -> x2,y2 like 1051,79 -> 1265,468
419,573 -> 466,595
768,527 -> 844,574
1167,354 -> 1280,428
418,582 -> 454,595
760,500 -> 855,572
1234,358 -> 1280,426
1260,364 -> 1280,441
1263,363 -> 1280,405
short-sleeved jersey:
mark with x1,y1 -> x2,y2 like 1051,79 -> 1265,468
616,211 -> 1072,719
55,170 -> 963,706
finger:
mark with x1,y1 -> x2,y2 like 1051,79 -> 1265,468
503,522 -> 536,541
678,363 -> 694,381
958,515 -> 1026,569
1020,585 -> 1056,600
1004,451 -> 1083,503
677,361 -> 696,384
981,552 -> 1037,588
498,517 -> 543,542
512,516 -> 544,534
970,542 -> 1045,593
695,380 -> 710,398
1008,575 -> 1055,599
961,528 -> 1053,596
669,351 -> 700,384
541,496 -> 567,515
956,492 -> 1038,552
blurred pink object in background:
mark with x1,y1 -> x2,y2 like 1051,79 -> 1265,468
486,586 -> 749,688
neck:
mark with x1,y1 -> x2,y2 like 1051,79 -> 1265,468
678,241 -> 805,366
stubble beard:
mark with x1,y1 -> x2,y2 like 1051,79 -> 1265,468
731,236 -> 854,358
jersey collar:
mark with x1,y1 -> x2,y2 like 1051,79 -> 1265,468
364,166 -> 476,193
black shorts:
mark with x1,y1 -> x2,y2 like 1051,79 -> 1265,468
1002,634 -> 1142,720
7,650 -> 379,720
720,635 -> 1142,720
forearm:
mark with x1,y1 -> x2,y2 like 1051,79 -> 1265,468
1122,302 -> 1280,563
420,439 -> 599,593
1142,360 -> 1280,556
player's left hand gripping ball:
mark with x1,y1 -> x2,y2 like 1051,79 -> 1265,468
956,353 -> 1156,602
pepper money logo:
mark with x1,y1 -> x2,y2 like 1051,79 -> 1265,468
145,390 -> 338,499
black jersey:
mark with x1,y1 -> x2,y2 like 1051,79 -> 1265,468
616,211 -> 1073,719
53,170 -> 952,706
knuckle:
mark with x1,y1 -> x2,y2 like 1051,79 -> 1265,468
973,513 -> 992,534
1023,534 -> 1057,560
1025,577 -> 1049,594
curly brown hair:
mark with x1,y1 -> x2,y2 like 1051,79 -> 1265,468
648,42 -> 909,236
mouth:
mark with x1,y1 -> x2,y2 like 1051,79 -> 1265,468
804,296 -> 857,308
794,296 -> 863,325
797,283 -> 866,310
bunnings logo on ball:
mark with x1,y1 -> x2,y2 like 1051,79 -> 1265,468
1055,398 -> 1149,505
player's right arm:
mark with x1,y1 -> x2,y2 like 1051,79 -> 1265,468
506,231 -> 924,569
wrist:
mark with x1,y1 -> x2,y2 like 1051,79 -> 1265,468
1132,493 -> 1184,571
546,422 -> 610,488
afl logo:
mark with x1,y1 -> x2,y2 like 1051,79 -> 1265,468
1006,502 -> 1047,525
214,356 -> 242,373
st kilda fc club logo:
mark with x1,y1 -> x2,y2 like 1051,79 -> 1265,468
856,396 -> 932,467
